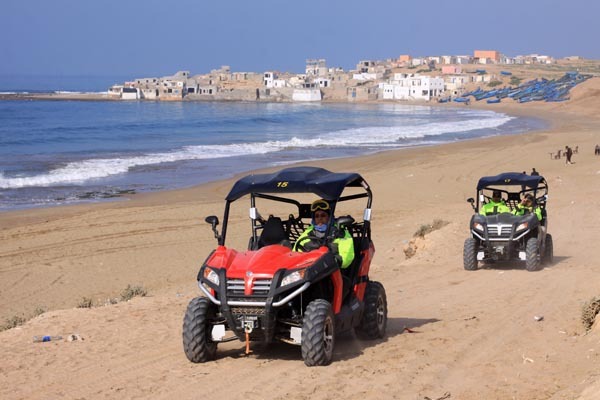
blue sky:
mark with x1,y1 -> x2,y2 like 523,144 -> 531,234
2,0 -> 599,78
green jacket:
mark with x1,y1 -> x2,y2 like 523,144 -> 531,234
293,225 -> 355,269
513,205 -> 542,221
480,200 -> 510,216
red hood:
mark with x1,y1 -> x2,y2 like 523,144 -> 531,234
206,245 -> 327,279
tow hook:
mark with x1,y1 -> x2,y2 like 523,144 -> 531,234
244,322 -> 253,355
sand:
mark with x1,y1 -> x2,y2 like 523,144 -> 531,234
1,78 -> 600,399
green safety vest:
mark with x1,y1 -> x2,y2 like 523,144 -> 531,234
293,225 -> 355,269
513,205 -> 542,221
480,201 -> 510,216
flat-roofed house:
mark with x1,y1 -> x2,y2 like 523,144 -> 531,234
352,72 -> 379,81
159,72 -> 189,101
356,60 -> 376,73
264,71 -> 277,88
306,59 -> 327,77
292,82 -> 322,101
317,78 -> 331,88
455,55 -> 472,64
474,50 -> 500,64
121,87 -> 139,100
108,85 -> 123,99
134,77 -> 160,100
382,74 -> 444,101
442,65 -> 462,74
444,74 -> 470,96
347,84 -> 378,102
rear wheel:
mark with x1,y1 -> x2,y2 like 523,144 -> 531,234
356,281 -> 387,340
301,299 -> 334,366
526,237 -> 541,271
182,297 -> 218,363
543,234 -> 554,264
463,238 -> 478,271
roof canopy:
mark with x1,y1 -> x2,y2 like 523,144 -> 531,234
477,172 -> 546,191
225,166 -> 368,201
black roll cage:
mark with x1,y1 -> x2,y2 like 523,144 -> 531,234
219,188 -> 373,246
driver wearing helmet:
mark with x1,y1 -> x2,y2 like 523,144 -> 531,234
293,199 -> 355,269
480,190 -> 510,216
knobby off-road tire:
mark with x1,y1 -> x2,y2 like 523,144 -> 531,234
182,297 -> 217,363
543,234 -> 554,264
526,237 -> 541,271
463,238 -> 478,271
355,281 -> 388,340
301,299 -> 335,366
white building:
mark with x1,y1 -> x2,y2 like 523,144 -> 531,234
441,55 -> 456,64
352,72 -> 379,81
382,74 -> 444,101
306,59 -> 327,77
444,75 -> 471,95
292,83 -> 322,101
121,87 -> 139,100
317,77 -> 331,88
264,71 -> 276,88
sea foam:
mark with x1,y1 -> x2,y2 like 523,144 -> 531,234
0,112 -> 513,189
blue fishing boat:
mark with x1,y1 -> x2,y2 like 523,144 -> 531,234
453,97 -> 470,103
486,98 -> 501,104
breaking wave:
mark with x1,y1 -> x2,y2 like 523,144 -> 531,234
0,113 -> 512,189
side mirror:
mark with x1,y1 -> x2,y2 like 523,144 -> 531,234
205,215 -> 219,226
205,215 -> 220,240
467,197 -> 477,212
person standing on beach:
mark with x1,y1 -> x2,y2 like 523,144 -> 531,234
565,146 -> 573,165
595,145 -> 599,156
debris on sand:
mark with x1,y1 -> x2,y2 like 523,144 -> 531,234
582,296 -> 600,331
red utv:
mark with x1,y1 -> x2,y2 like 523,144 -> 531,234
182,166 -> 387,366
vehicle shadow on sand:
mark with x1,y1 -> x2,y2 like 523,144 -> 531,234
479,256 -> 568,272
217,317 -> 440,363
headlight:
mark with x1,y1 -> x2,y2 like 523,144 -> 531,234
516,222 -> 528,232
203,267 -> 220,285
281,269 -> 306,287
473,222 -> 484,231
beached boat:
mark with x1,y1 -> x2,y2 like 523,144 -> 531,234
453,97 -> 470,103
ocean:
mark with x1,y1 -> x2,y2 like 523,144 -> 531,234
0,99 -> 546,211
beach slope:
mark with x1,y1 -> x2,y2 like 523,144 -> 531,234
1,79 -> 600,399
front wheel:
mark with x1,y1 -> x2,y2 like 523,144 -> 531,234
182,297 -> 218,363
526,237 -> 541,271
355,281 -> 387,340
463,238 -> 478,271
301,299 -> 335,366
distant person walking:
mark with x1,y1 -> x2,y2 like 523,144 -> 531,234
531,168 -> 539,176
595,144 -> 600,156
565,146 -> 573,165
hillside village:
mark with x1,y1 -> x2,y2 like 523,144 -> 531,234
108,50 -> 597,103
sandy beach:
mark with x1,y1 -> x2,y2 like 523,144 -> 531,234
1,78 -> 600,399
